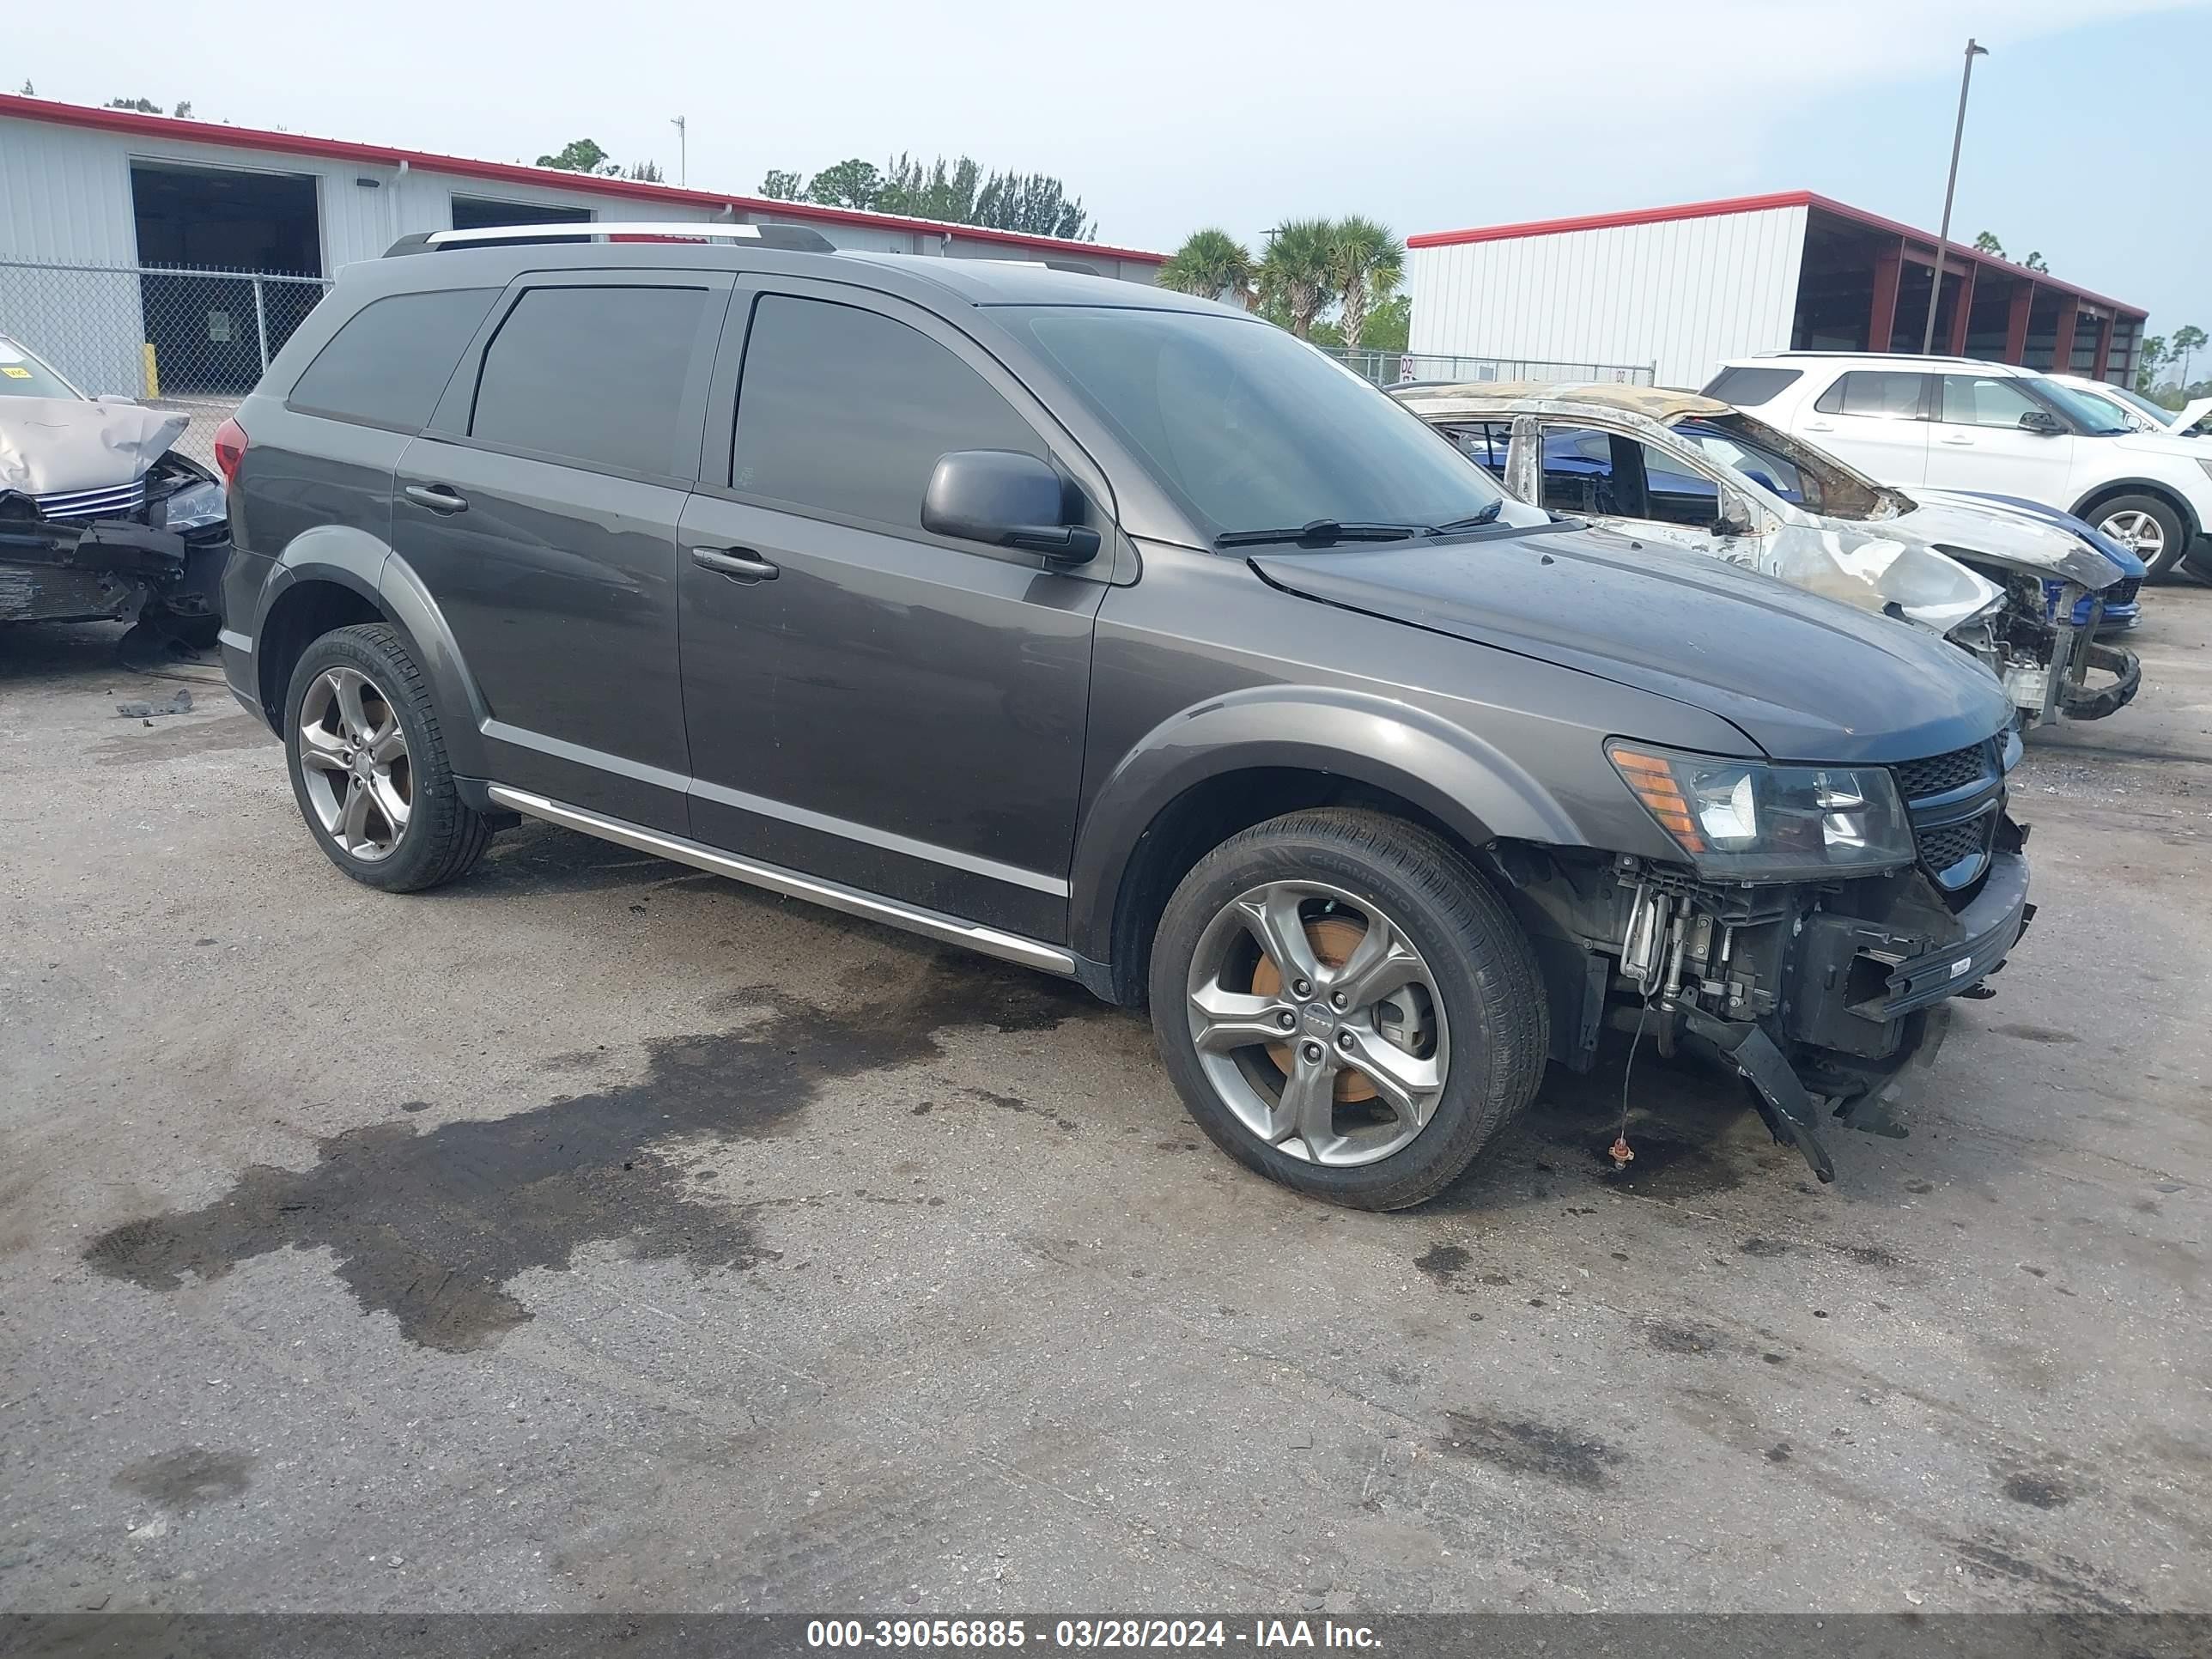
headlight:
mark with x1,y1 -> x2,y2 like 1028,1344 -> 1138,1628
160,479 -> 227,532
1607,741 -> 1916,879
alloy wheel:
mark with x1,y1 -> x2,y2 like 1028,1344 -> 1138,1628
2099,509 -> 2166,562
1184,880 -> 1449,1167
295,666 -> 411,862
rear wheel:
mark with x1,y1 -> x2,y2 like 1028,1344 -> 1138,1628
1148,809 -> 1548,1210
2091,494 -> 2188,580
283,623 -> 491,892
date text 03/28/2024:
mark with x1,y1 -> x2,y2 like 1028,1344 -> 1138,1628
805,1619 -> 1382,1650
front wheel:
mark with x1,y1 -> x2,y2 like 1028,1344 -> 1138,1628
2092,495 -> 2188,580
283,623 -> 492,892
1148,809 -> 1549,1210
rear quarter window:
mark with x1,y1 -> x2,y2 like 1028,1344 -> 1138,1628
1813,370 -> 1929,420
1700,366 -> 1802,407
288,289 -> 498,429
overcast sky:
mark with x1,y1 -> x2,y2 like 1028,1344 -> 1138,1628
10,0 -> 2209,337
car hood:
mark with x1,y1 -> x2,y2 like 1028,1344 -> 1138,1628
1250,525 -> 2014,765
0,397 -> 189,495
2160,397 -> 2212,437
1888,489 -> 2131,588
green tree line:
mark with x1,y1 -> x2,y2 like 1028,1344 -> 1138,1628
757,154 -> 1095,242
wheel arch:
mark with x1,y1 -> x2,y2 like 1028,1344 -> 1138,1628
249,529 -> 488,777
1071,687 -> 1582,1002
2070,478 -> 2203,544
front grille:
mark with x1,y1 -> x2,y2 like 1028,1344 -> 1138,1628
32,479 -> 147,523
1893,743 -> 1991,801
2108,577 -> 2142,609
1912,815 -> 1991,874
1893,738 -> 2003,893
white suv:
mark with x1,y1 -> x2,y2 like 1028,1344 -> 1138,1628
1705,353 -> 2212,579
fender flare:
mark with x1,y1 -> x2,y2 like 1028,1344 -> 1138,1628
252,527 -> 490,777
1067,684 -> 1584,965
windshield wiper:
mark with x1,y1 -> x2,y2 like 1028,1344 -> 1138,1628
1213,519 -> 1423,548
1429,503 -> 1504,532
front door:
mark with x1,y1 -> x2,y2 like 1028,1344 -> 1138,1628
393,272 -> 730,833
1923,371 -> 2078,498
1797,368 -> 1931,485
677,283 -> 1111,942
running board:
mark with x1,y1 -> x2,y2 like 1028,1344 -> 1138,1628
485,786 -> 1078,977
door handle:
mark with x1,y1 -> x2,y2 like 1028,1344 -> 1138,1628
1939,434 -> 1977,446
691,545 -> 779,583
1802,421 -> 1835,432
404,483 -> 467,514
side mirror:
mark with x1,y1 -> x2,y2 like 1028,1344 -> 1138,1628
922,449 -> 1100,563
2019,409 -> 2064,436
1711,487 -> 1760,538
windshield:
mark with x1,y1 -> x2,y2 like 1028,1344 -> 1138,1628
2088,381 -> 2180,429
1002,307 -> 1515,543
0,337 -> 87,399
2022,376 -> 2131,435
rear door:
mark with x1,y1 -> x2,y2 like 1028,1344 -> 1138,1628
1923,371 -> 2077,499
393,271 -> 731,833
1796,368 -> 1932,485
676,282 -> 1113,942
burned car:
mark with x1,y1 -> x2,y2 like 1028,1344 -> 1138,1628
0,332 -> 229,639
1392,382 -> 2142,727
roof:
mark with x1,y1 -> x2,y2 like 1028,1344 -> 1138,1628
1407,190 -> 2142,319
0,94 -> 1166,267
1389,380 -> 1730,423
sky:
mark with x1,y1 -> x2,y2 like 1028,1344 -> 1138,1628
9,0 -> 2209,338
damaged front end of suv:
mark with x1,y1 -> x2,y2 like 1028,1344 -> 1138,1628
0,337 -> 230,635
1493,734 -> 2030,1181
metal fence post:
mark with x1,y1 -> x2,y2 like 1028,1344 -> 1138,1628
252,276 -> 271,374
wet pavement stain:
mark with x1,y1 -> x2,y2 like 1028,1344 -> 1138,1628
1414,1242 -> 1472,1288
1588,1133 -> 1744,1198
82,963 -> 1095,1352
112,1448 -> 254,1511
1436,1410 -> 1628,1492
1991,1024 -> 2081,1045
1646,1319 -> 1729,1357
2002,1470 -> 2075,1510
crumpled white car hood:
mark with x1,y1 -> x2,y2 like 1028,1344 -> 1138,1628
0,397 -> 190,495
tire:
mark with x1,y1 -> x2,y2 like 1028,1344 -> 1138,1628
2089,494 -> 2189,580
282,623 -> 492,892
1148,808 -> 1548,1210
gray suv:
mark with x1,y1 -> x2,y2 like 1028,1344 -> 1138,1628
214,225 -> 2033,1208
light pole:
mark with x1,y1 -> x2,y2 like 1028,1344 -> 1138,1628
670,116 -> 687,186
1922,38 -> 1988,355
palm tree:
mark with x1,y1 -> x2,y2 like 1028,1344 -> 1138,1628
1256,219 -> 1337,340
1159,228 -> 1254,305
2174,324 -> 2208,389
1328,216 -> 1405,354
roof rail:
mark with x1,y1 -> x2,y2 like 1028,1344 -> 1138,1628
385,222 -> 836,257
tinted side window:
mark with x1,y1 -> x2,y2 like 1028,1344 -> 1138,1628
1939,374 -> 2043,428
289,289 -> 496,429
471,285 -> 711,477
1813,371 -> 1928,419
1702,366 -> 1803,407
731,295 -> 1042,529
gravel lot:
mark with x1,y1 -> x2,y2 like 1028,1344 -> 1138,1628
2,588 -> 2208,1615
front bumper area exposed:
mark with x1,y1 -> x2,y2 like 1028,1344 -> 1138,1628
0,514 -> 227,627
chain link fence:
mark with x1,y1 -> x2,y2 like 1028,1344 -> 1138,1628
1,258 -> 331,465
1320,346 -> 1656,388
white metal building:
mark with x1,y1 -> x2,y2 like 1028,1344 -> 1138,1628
0,93 -> 1163,400
1407,191 -> 2145,391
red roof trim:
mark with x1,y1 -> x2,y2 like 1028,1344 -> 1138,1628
1409,188 -> 2143,319
1407,191 -> 1817,249
0,94 -> 1167,265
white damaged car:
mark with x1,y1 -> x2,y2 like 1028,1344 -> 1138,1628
0,332 -> 230,639
1391,381 -> 2142,726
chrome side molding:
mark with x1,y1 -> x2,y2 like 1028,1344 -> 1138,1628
485,785 -> 1078,977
